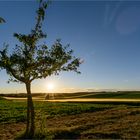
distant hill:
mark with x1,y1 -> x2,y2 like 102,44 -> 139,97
1,91 -> 140,99
44,91 -> 140,100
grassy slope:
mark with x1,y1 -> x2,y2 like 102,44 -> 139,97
2,91 -> 140,100
81,92 -> 140,99
1,98 -> 140,139
0,98 -> 114,124
51,91 -> 140,99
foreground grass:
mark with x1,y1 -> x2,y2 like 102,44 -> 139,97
1,97 -> 140,139
0,98 -> 114,124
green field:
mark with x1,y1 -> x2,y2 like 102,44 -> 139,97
45,91 -> 140,99
2,91 -> 140,100
1,94 -> 140,139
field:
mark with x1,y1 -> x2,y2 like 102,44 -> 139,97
1,92 -> 140,139
2,91 -> 140,100
46,91 -> 140,99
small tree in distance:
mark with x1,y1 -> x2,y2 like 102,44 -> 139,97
0,0 -> 81,138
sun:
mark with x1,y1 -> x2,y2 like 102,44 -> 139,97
47,82 -> 55,91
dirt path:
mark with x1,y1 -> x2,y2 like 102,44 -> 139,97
4,97 -> 140,102
3,97 -> 43,100
47,98 -> 140,102
0,122 -> 25,140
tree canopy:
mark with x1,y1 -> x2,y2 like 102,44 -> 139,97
0,1 -> 81,85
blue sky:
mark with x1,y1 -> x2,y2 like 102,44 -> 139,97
0,0 -> 140,93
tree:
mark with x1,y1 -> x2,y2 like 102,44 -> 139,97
0,0 -> 81,138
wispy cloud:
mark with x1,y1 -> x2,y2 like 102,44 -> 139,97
104,0 -> 122,27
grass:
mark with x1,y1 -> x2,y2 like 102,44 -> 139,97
0,98 -> 114,124
2,91 -> 140,99
1,93 -> 140,139
78,92 -> 140,99
0,99 -> 26,123
48,91 -> 140,99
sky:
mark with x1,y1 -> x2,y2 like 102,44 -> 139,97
0,0 -> 140,93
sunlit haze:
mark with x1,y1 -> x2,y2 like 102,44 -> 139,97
1,1 -> 140,93
47,82 -> 55,92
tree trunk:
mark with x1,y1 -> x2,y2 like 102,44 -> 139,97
25,82 -> 35,138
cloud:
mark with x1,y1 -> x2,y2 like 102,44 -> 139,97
104,0 -> 122,27
124,79 -> 129,83
116,7 -> 140,35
